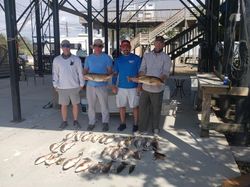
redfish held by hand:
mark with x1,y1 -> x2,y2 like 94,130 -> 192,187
84,73 -> 112,82
128,75 -> 164,86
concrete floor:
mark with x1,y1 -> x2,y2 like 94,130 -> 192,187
0,75 -> 240,187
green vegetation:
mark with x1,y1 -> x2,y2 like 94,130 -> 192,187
0,33 -> 33,55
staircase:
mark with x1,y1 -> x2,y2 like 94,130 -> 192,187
0,46 -> 9,78
130,7 -> 194,50
165,23 -> 204,60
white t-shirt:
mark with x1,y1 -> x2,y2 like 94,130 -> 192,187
52,54 -> 85,89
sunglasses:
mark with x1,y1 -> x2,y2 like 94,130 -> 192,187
62,44 -> 70,48
94,45 -> 103,48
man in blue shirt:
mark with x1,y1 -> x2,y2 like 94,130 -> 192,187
84,39 -> 113,132
112,40 -> 141,132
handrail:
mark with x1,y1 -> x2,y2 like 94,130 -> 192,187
130,6 -> 203,50
148,8 -> 187,42
169,32 -> 204,55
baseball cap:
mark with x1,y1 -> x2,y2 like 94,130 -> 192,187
120,40 -> 131,47
155,36 -> 165,43
61,40 -> 71,48
92,39 -> 104,47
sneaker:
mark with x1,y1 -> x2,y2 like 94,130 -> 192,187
132,125 -> 138,132
59,121 -> 68,129
117,123 -> 126,131
87,124 -> 95,131
102,123 -> 109,132
73,120 -> 81,129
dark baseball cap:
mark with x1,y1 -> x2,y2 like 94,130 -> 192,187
155,36 -> 165,43
120,40 -> 131,46
61,40 -> 70,47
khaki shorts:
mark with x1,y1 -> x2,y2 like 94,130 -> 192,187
57,88 -> 81,105
116,88 -> 139,108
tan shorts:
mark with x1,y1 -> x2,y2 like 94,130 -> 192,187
57,88 -> 81,105
116,88 -> 139,108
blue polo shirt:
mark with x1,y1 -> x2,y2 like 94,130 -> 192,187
84,53 -> 113,87
112,53 -> 141,88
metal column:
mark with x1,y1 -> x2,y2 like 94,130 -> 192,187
104,0 -> 108,54
208,0 -> 220,72
35,0 -> 43,76
116,0 -> 120,53
4,0 -> 22,122
53,0 -> 60,56
87,0 -> 93,54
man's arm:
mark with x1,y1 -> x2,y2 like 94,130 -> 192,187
83,57 -> 89,75
139,55 -> 147,76
106,55 -> 113,75
76,57 -> 85,87
52,59 -> 59,89
161,54 -> 172,81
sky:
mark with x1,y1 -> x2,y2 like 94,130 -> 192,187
0,0 -> 188,40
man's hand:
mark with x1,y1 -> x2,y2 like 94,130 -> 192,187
83,75 -> 89,81
128,76 -> 139,83
137,85 -> 142,93
159,74 -> 167,82
138,71 -> 145,76
112,86 -> 118,94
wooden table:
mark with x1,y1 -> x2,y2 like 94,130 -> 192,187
197,73 -> 249,137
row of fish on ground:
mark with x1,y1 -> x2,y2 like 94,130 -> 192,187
34,131 -> 166,175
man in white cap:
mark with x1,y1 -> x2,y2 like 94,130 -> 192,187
53,39 -> 84,129
84,39 -> 112,132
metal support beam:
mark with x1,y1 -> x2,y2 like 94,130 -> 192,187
186,0 -> 205,17
53,0 -> 60,56
104,0 -> 108,54
16,0 -> 34,23
4,0 -> 22,122
126,0 -> 149,23
0,2 -> 4,11
116,0 -> 120,53
35,0 -> 43,76
206,0 -> 220,72
179,0 -> 206,26
88,0 -> 93,54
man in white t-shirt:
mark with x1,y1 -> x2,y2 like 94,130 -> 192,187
53,40 -> 85,129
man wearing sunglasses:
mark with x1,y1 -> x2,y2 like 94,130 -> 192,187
52,40 -> 84,130
83,39 -> 113,132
